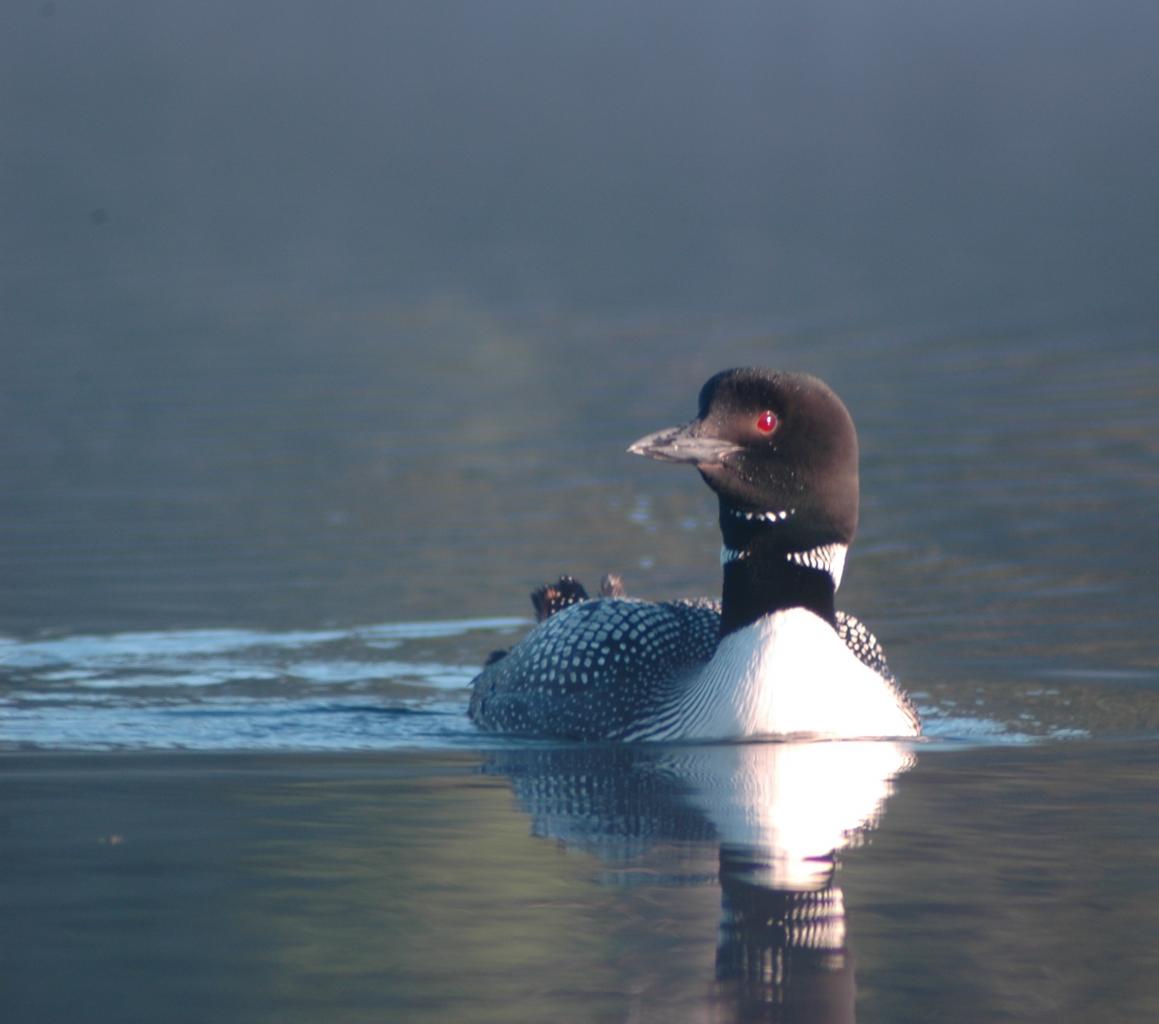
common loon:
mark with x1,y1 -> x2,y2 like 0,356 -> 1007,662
468,368 -> 921,741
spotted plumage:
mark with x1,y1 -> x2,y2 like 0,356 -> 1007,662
468,368 -> 922,740
470,597 -> 720,740
469,577 -> 916,739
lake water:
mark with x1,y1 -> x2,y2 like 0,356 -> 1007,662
3,1 -> 1159,1021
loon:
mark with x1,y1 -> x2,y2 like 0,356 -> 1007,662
468,368 -> 921,741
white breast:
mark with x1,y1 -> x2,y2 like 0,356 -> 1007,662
668,608 -> 919,740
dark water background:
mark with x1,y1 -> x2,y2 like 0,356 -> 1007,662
3,1 -> 1159,1020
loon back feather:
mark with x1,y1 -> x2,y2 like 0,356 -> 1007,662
469,598 -> 720,741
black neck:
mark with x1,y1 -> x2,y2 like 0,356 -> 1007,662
718,506 -> 839,636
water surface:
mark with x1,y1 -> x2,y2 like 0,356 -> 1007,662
3,0 -> 1159,1020
6,741 -> 1159,1023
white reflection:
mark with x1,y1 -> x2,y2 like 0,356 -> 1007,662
662,740 -> 915,890
486,737 -> 916,1019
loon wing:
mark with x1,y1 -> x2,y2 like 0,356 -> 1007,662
522,575 -> 894,683
468,598 -> 720,740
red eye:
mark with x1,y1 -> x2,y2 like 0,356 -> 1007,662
756,410 -> 778,434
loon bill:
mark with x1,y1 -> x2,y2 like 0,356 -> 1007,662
468,367 -> 921,741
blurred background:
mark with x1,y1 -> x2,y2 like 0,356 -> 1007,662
4,7 -> 1159,1016
2,0 -> 1157,684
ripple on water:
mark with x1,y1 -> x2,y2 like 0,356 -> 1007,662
0,619 -> 524,751
1,620 -> 1155,752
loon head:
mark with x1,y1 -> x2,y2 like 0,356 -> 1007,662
628,368 -> 859,631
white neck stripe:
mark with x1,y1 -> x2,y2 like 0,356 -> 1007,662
720,544 -> 749,566
729,506 -> 795,524
787,543 -> 848,589
721,541 -> 847,588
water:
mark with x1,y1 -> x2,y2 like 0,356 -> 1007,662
6,743 -> 1159,1022
1,615 -> 1152,752
3,0 -> 1159,1020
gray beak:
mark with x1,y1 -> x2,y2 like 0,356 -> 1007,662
627,422 -> 742,466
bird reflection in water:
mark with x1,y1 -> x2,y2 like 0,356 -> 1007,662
482,739 -> 914,1022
